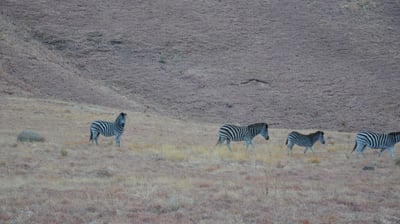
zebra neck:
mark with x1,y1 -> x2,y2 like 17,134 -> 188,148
394,134 -> 400,143
310,133 -> 320,143
249,128 -> 261,137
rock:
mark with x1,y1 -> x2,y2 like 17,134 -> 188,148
96,169 -> 113,178
395,158 -> 400,167
17,130 -> 45,142
362,166 -> 375,171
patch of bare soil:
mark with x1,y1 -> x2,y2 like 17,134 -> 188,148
1,1 -> 400,131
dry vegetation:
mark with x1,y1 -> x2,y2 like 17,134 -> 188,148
1,96 -> 399,224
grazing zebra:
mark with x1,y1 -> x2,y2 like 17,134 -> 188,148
285,131 -> 325,155
216,123 -> 269,151
89,112 -> 127,147
352,131 -> 400,158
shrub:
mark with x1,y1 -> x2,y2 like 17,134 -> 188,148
61,149 -> 68,157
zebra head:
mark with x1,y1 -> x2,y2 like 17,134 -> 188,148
317,131 -> 325,144
116,112 -> 127,128
262,123 -> 270,140
249,123 -> 269,140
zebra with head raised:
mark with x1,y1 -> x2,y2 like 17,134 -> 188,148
90,112 -> 126,147
216,123 -> 269,151
285,131 -> 325,155
352,131 -> 400,159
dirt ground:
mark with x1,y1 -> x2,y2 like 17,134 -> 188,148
1,0 -> 400,132
0,97 -> 399,224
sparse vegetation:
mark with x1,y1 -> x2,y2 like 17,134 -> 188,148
0,97 -> 399,223
60,149 -> 68,157
308,156 -> 321,164
340,0 -> 377,12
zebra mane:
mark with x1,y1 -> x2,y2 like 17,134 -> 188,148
115,112 -> 126,124
248,123 -> 267,130
388,132 -> 400,136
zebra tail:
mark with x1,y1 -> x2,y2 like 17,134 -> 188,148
89,132 -> 93,142
285,138 -> 288,145
352,142 -> 357,152
216,136 -> 222,146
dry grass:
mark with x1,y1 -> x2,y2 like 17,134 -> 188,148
1,96 -> 400,223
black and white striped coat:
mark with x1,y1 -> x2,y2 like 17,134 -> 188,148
90,112 -> 126,147
285,131 -> 325,155
216,123 -> 269,151
352,131 -> 400,158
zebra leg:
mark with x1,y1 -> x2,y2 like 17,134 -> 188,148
387,147 -> 394,159
226,139 -> 232,152
216,136 -> 225,146
310,146 -> 315,155
287,143 -> 293,156
246,140 -> 255,151
115,135 -> 121,147
355,145 -> 366,158
94,133 -> 99,145
304,147 -> 308,154
251,142 -> 255,150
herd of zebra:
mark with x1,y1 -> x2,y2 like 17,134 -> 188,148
89,113 -> 400,159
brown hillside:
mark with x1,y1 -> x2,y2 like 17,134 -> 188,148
1,0 -> 400,131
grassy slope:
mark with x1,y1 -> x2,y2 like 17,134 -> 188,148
0,96 -> 399,224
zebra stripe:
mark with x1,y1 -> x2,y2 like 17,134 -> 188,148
286,131 -> 325,155
216,123 -> 269,151
90,112 -> 126,147
352,131 -> 400,158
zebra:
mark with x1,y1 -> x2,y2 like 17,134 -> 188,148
216,123 -> 269,151
285,131 -> 325,155
89,112 -> 126,147
352,131 -> 400,159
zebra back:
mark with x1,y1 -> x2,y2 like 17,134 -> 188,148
354,131 -> 400,150
218,124 -> 249,142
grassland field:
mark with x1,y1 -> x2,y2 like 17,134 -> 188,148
0,96 -> 399,224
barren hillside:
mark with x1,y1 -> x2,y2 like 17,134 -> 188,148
1,0 -> 400,131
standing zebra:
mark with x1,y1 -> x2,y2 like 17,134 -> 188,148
90,112 -> 127,147
285,131 -> 325,155
352,131 -> 400,158
216,123 -> 269,151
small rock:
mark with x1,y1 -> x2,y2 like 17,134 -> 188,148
395,158 -> 400,166
17,130 -> 45,142
96,169 -> 113,178
362,166 -> 375,171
